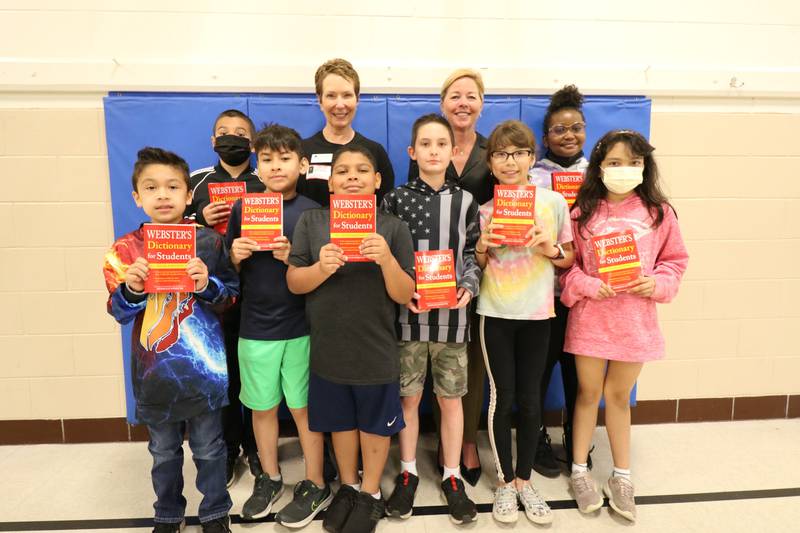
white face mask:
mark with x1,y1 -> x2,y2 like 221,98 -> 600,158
602,166 -> 643,194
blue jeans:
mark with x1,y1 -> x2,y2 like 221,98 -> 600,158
147,408 -> 232,524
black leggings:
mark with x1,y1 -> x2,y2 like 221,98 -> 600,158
540,298 -> 578,430
480,315 -> 550,483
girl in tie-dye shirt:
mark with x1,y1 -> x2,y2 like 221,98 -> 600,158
475,120 -> 574,525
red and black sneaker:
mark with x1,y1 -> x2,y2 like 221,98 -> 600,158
385,471 -> 419,519
441,475 -> 477,524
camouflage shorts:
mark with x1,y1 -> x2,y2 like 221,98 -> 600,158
398,341 -> 468,398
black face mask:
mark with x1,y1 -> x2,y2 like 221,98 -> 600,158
214,135 -> 251,166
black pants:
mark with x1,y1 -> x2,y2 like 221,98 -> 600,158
480,315 -> 550,483
221,304 -> 257,459
540,298 -> 578,430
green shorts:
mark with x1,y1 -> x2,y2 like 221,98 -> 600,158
238,336 -> 310,410
398,341 -> 468,398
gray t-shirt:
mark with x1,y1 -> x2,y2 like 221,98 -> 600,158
289,208 -> 415,385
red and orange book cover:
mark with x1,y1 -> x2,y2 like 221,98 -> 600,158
492,184 -> 536,246
415,249 -> 457,311
329,194 -> 376,262
551,171 -> 583,208
241,193 -> 283,250
142,223 -> 196,293
208,181 -> 246,234
591,230 -> 642,291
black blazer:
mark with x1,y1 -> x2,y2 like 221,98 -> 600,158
407,133 -> 492,205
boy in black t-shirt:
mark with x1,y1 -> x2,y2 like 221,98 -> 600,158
288,146 -> 415,533
187,109 -> 265,485
226,124 -> 327,527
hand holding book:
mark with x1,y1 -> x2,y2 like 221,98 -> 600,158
359,233 -> 391,266
124,257 -> 150,293
230,237 -> 259,266
203,201 -> 232,227
186,257 -> 209,292
271,236 -> 292,265
318,243 -> 346,275
626,276 -> 656,297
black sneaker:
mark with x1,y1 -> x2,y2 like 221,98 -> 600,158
225,454 -> 239,488
341,491 -> 385,533
247,451 -> 263,477
323,440 -> 339,483
385,471 -> 418,519
533,429 -> 561,478
441,475 -> 477,524
152,520 -> 184,533
200,515 -> 230,533
322,484 -> 358,533
276,479 -> 333,529
241,473 -> 284,520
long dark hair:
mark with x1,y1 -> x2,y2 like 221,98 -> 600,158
573,130 -> 671,237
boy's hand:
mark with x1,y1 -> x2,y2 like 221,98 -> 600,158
124,257 -> 149,292
203,201 -> 231,226
627,276 -> 656,298
477,220 -> 504,253
318,243 -> 346,275
525,224 -> 555,256
231,237 -> 259,265
451,287 -> 472,309
360,233 -> 392,266
186,257 -> 209,292
406,291 -> 423,314
271,236 -> 291,265
593,282 -> 616,300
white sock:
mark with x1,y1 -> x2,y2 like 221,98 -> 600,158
442,465 -> 461,481
371,491 -> 381,500
572,462 -> 589,474
613,467 -> 631,481
400,459 -> 418,476
269,473 -> 282,481
347,482 -> 361,492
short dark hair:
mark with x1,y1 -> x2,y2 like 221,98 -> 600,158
131,147 -> 190,191
212,109 -> 256,137
411,113 -> 454,147
252,123 -> 305,159
486,120 -> 537,163
331,145 -> 377,171
543,84 -> 586,134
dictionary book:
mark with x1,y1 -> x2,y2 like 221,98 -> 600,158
591,230 -> 642,291
207,181 -> 246,234
492,185 -> 536,246
143,223 -> 196,293
551,172 -> 583,208
415,249 -> 457,310
241,193 -> 283,250
329,194 -> 376,262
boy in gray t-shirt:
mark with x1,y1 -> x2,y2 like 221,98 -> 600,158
287,145 -> 415,533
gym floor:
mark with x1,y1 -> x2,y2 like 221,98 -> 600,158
1,419 -> 798,533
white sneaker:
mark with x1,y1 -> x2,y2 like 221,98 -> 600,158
518,483 -> 553,524
492,484 -> 519,523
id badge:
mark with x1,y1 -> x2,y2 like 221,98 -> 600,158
307,164 -> 332,181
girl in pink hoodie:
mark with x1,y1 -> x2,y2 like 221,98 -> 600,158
560,130 -> 688,522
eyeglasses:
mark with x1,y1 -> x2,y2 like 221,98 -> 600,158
490,149 -> 532,162
548,122 -> 586,136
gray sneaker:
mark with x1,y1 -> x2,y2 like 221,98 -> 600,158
570,470 -> 603,513
518,483 -> 553,524
275,479 -> 333,529
241,473 -> 284,520
604,475 -> 636,522
492,484 -> 519,523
